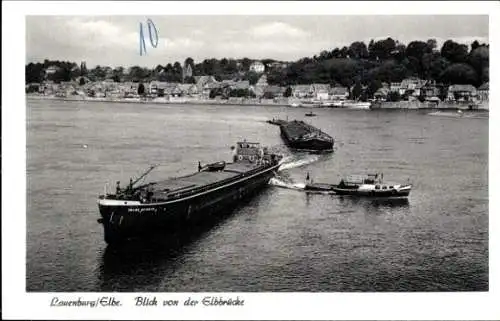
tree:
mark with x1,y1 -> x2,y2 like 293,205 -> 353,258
386,91 -> 401,102
392,43 -> 406,62
154,64 -> 164,74
426,39 -> 437,53
369,38 -> 396,60
245,71 -> 260,85
138,83 -> 145,96
441,40 -> 469,64
79,77 -> 86,86
366,79 -> 382,98
428,55 -> 450,81
406,41 -> 428,62
471,40 -> 480,52
128,66 -> 149,81
348,41 -> 369,59
331,48 -> 340,58
339,46 -> 349,58
184,76 -> 196,84
351,81 -> 362,100
440,63 -> 478,85
468,46 -> 489,84
91,65 -> 107,80
184,57 -> 195,70
240,57 -> 252,71
25,62 -> 44,83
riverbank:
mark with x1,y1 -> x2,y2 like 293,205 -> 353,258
26,94 -> 489,111
371,100 -> 489,111
26,94 -> 292,107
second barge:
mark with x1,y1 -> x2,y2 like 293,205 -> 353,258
279,120 -> 334,152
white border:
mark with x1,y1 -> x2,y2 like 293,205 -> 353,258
3,1 -> 499,320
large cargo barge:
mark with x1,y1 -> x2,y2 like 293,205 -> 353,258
97,141 -> 282,244
279,120 -> 334,152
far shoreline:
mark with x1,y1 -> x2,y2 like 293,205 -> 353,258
26,94 -> 489,112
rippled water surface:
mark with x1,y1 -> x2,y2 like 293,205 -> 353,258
26,99 -> 488,292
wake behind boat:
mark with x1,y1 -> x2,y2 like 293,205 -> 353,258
304,173 -> 412,198
97,141 -> 282,244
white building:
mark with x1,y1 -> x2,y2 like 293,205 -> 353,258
249,61 -> 265,73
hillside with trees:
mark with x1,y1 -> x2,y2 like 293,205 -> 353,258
26,38 -> 488,92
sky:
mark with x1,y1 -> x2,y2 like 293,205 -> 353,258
26,15 -> 489,68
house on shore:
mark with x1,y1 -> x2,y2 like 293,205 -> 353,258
420,81 -> 440,98
149,81 -> 168,96
195,76 -> 218,94
26,83 -> 42,93
374,87 -> 390,100
44,65 -> 60,76
311,84 -> 330,100
178,83 -> 199,97
447,84 -> 477,101
266,61 -> 289,72
291,85 -> 312,99
390,82 -> 402,94
230,80 -> 250,91
203,82 -> 224,98
329,86 -> 349,100
254,75 -> 269,97
263,85 -> 285,99
399,77 -> 427,96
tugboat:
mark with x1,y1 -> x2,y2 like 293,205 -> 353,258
279,120 -> 334,152
305,111 -> 317,117
97,141 -> 282,244
304,173 -> 412,198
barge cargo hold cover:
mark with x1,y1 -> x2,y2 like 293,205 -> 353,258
279,120 -> 334,152
97,141 -> 282,244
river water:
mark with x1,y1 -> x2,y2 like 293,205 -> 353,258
26,99 -> 488,292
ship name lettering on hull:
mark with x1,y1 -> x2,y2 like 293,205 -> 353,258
128,207 -> 157,213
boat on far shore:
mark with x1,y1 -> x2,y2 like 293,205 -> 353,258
304,173 -> 412,198
330,100 -> 371,109
428,110 -> 465,118
344,101 -> 372,109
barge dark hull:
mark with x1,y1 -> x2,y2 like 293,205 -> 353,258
279,129 -> 334,151
98,164 -> 279,244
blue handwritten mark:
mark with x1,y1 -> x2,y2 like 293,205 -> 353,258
139,19 -> 159,56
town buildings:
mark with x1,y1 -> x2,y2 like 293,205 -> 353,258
29,61 -> 489,104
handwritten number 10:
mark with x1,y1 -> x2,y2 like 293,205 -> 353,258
139,19 -> 158,56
